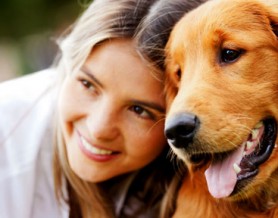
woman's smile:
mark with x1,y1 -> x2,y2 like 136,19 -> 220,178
77,130 -> 120,162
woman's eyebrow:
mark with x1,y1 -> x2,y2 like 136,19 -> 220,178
80,66 -> 103,88
81,66 -> 165,113
131,100 -> 165,113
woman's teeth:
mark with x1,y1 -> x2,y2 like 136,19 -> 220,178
81,137 -> 113,155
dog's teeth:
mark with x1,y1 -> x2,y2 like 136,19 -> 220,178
233,163 -> 241,174
251,129 -> 259,140
254,121 -> 263,129
246,141 -> 253,150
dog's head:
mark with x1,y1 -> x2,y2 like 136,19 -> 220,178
164,0 -> 278,200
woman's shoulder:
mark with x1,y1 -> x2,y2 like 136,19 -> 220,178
0,68 -> 58,103
0,68 -> 59,116
0,68 -> 59,144
0,68 -> 64,218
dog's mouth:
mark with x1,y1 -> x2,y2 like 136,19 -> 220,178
201,117 -> 277,199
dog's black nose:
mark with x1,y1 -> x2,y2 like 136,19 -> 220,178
165,113 -> 200,148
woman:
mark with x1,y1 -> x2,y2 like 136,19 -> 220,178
0,0 -> 174,217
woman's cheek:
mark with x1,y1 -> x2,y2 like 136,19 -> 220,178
58,76 -> 81,124
130,121 -> 166,159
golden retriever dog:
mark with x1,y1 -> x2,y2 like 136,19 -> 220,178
163,0 -> 278,217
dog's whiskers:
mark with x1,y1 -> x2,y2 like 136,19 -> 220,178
146,117 -> 165,135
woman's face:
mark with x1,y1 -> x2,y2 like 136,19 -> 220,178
58,39 -> 166,182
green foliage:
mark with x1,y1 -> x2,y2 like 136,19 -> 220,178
0,0 -> 85,39
0,0 -> 91,77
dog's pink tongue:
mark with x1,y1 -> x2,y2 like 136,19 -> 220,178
205,145 -> 245,198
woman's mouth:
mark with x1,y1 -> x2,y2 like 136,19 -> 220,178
81,136 -> 114,155
78,134 -> 120,162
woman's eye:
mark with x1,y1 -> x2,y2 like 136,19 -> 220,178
221,49 -> 242,63
80,79 -> 96,91
130,105 -> 153,119
81,79 -> 92,88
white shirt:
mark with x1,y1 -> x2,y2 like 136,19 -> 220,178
0,69 -> 68,218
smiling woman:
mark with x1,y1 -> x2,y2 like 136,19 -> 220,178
59,39 -> 166,183
0,0 -> 176,217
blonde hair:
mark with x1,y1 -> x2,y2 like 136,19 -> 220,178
58,0 -> 157,77
53,0 -> 162,217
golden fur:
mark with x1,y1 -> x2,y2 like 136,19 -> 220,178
164,0 -> 278,217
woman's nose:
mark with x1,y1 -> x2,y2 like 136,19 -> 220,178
86,102 -> 120,141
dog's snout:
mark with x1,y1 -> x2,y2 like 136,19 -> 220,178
165,113 -> 200,148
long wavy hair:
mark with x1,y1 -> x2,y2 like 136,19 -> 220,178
52,0 -> 168,217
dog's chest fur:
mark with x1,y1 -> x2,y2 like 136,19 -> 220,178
173,167 -> 278,218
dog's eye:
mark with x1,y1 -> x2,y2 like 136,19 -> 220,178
221,49 -> 241,63
176,69 -> 181,81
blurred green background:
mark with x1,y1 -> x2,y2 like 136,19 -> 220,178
0,0 -> 87,81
